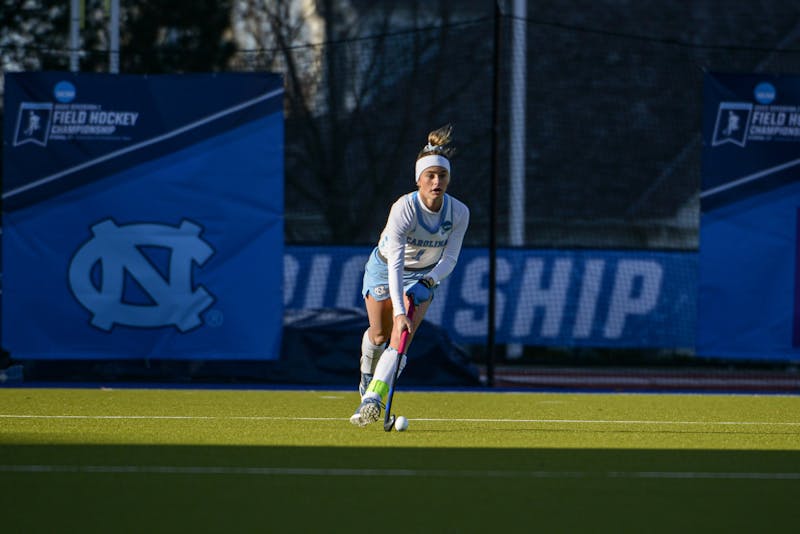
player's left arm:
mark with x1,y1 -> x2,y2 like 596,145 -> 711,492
426,201 -> 470,285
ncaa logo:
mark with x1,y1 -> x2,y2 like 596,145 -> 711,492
754,82 -> 776,104
54,81 -> 76,103
69,219 -> 216,332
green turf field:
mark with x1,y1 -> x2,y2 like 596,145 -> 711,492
1,387 -> 799,533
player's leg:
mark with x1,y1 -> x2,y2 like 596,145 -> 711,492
351,257 -> 434,427
361,296 -> 432,413
350,295 -> 393,427
358,295 -> 393,396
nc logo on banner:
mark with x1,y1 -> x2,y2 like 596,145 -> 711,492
14,103 -> 54,147
712,102 -> 753,147
69,219 -> 216,332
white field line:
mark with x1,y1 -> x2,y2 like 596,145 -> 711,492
0,464 -> 799,480
1,414 -> 799,426
498,374 -> 800,387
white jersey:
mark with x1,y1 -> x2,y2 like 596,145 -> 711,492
377,192 -> 470,317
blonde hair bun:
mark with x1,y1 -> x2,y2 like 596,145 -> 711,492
418,123 -> 456,159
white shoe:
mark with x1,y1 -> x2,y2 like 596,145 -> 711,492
349,397 -> 381,427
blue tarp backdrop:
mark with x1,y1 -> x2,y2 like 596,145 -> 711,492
2,72 -> 285,360
699,72 -> 800,361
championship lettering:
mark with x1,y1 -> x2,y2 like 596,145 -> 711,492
751,110 -> 787,126
52,109 -> 139,126
88,111 -> 139,126
283,249 -> 682,345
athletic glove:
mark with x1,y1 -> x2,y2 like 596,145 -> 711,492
406,277 -> 434,305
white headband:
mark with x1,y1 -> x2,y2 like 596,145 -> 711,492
415,154 -> 451,183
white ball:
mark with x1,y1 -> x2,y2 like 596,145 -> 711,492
394,416 -> 409,432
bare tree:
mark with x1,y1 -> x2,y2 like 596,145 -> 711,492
232,0 -> 493,244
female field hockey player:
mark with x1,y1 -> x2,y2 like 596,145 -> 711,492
350,124 -> 470,427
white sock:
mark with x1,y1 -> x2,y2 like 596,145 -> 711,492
360,329 -> 384,375
364,346 -> 407,402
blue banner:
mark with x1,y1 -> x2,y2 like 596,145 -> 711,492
285,246 -> 696,348
699,72 -> 800,361
2,72 -> 284,360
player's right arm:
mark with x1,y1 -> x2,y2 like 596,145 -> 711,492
379,195 -> 415,318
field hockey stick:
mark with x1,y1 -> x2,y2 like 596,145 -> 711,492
383,301 -> 416,432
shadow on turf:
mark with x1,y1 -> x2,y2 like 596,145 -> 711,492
3,445 -> 799,533
2,444 -> 799,472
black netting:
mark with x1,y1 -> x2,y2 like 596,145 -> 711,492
225,4 -> 800,252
